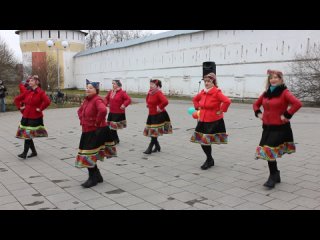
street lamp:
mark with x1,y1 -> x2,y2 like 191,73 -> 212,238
46,39 -> 69,90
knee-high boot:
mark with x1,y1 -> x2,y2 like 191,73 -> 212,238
81,167 -> 98,188
152,137 -> 161,152
143,137 -> 156,154
200,145 -> 214,170
263,160 -> 281,188
18,139 -> 31,159
28,139 -> 37,158
94,165 -> 103,183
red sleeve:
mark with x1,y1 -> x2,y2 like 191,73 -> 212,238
217,90 -> 231,112
19,84 -> 26,94
95,98 -> 107,126
253,93 -> 264,117
105,91 -> 111,106
14,92 -> 26,109
39,91 -> 51,111
192,93 -> 201,110
77,101 -> 84,123
283,90 -> 302,118
157,92 -> 168,110
122,91 -> 131,107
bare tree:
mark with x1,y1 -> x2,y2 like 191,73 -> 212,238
45,55 -> 58,91
289,46 -> 320,103
85,30 -> 152,49
0,37 -> 19,83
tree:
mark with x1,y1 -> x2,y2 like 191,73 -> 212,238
0,37 -> 19,83
85,30 -> 152,49
45,55 -> 58,91
289,46 -> 320,103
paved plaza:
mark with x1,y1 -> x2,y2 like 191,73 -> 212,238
0,100 -> 320,210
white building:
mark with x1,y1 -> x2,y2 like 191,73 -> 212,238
16,30 -> 87,89
73,30 -> 320,98
17,30 -> 320,98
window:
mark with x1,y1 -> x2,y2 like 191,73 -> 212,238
58,30 -> 60,39
66,31 -> 68,39
40,30 -> 42,38
49,30 -> 51,38
73,32 -> 74,40
32,30 -> 34,39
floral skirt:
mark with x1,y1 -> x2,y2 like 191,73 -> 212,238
255,123 -> 295,161
190,118 -> 228,145
107,113 -> 127,130
143,111 -> 173,137
76,126 -> 117,168
16,117 -> 48,139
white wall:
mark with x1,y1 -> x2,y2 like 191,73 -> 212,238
73,30 -> 320,98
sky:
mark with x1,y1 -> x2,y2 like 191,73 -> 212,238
0,30 -> 170,63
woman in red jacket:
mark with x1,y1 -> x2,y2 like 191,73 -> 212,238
105,80 -> 131,144
14,75 -> 51,159
76,79 -> 117,188
253,70 -> 302,188
191,73 -> 231,170
143,79 -> 172,154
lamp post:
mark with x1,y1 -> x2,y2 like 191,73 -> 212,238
46,39 -> 69,90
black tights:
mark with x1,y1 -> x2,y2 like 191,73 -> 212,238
268,161 -> 278,174
201,145 -> 213,160
23,139 -> 36,153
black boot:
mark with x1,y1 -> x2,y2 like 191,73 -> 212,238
143,138 -> 155,154
201,157 -> 215,170
94,165 -> 104,183
200,145 -> 214,170
28,139 -> 37,158
264,161 -> 281,188
18,139 -> 31,159
81,167 -> 98,188
111,130 -> 120,144
152,138 -> 161,152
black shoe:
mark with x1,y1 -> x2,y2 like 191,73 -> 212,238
200,158 -> 214,170
81,168 -> 98,188
263,176 -> 276,188
274,170 -> 281,183
96,168 -> 104,183
27,152 -> 37,158
152,143 -> 161,152
263,170 -> 281,188
143,143 -> 154,154
18,152 -> 27,159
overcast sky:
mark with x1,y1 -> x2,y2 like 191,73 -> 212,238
0,30 -> 170,63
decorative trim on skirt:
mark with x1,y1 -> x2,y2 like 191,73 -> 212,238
190,118 -> 228,145
255,123 -> 295,161
255,142 -> 296,161
76,127 -> 117,168
15,117 -> 48,139
107,113 -> 127,130
143,111 -> 172,137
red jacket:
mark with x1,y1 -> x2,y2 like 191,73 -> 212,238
146,90 -> 169,115
19,83 -> 27,94
193,87 -> 231,122
14,87 -> 51,119
78,94 -> 107,132
105,88 -> 131,114
253,87 -> 302,125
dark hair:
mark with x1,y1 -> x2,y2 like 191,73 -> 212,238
96,88 -> 100,95
150,79 -> 162,88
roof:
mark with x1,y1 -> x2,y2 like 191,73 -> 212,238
74,30 -> 203,58
15,30 -> 88,36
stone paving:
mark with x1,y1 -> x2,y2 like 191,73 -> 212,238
0,99 -> 319,210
